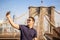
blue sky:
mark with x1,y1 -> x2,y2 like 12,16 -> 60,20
0,0 -> 60,25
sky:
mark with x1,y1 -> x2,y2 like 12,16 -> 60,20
0,0 -> 60,26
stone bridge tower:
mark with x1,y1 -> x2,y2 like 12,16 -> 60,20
29,6 -> 55,40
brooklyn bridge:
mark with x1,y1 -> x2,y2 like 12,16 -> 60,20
0,6 -> 60,40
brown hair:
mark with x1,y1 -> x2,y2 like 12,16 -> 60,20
29,17 -> 35,22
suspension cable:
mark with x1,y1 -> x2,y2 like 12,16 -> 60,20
55,9 -> 60,15
15,13 -> 26,20
44,14 -> 56,28
15,8 -> 39,20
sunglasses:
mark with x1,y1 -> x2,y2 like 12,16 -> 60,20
27,19 -> 31,21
